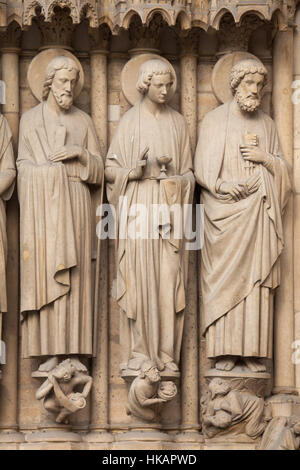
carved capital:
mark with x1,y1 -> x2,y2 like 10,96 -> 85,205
0,21 -> 21,50
179,28 -> 200,56
217,13 -> 264,54
128,14 -> 165,52
34,7 -> 75,49
89,24 -> 111,52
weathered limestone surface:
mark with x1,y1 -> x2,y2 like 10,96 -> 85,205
0,0 -> 298,451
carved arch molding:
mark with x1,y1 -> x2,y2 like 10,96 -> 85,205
0,0 -> 297,33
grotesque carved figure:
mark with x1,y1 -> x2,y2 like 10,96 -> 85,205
105,57 -> 194,374
195,59 -> 291,373
201,377 -> 267,439
260,415 -> 300,450
36,358 -> 93,424
126,360 -> 177,422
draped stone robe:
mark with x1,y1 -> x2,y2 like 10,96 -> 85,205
106,102 -> 194,371
0,115 -> 16,347
17,103 -> 103,358
194,101 -> 291,359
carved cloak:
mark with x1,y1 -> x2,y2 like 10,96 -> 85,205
106,103 -> 194,370
194,102 -> 291,336
17,103 -> 103,357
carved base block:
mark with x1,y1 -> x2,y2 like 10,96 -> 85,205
83,431 -> 114,443
173,431 -> 204,443
266,394 -> 300,418
25,429 -> 82,443
0,431 -> 25,443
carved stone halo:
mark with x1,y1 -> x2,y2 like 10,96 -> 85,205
121,53 -> 177,106
212,51 -> 263,104
27,48 -> 84,102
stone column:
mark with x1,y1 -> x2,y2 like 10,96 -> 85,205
179,30 -> 199,152
293,8 -> 300,395
0,22 -> 24,448
175,30 -> 201,445
273,26 -> 295,394
85,26 -> 113,447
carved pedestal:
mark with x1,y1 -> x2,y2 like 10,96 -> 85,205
202,366 -> 271,447
119,369 -> 179,445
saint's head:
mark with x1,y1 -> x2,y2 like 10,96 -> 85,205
42,56 -> 80,110
230,59 -> 268,113
140,360 -> 161,383
136,59 -> 174,105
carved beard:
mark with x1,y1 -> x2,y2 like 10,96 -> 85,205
51,85 -> 73,110
235,89 -> 261,113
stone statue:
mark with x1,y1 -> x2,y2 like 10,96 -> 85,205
201,377 -> 267,439
125,360 -> 177,422
0,115 -> 16,357
36,358 -> 93,424
105,57 -> 195,373
260,415 -> 300,450
17,55 -> 103,373
194,59 -> 291,372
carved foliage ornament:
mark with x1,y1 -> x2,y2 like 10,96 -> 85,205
23,0 -> 98,28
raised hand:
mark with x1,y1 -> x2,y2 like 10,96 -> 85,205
128,146 -> 149,181
240,145 -> 268,165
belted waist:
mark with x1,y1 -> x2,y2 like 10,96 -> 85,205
68,176 -> 81,182
140,176 -> 159,181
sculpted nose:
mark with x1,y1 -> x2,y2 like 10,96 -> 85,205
250,83 -> 258,95
65,81 -> 71,92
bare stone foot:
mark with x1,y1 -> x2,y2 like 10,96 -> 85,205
165,361 -> 179,372
38,356 -> 59,372
127,357 -> 145,371
156,358 -> 165,371
244,357 -> 266,372
69,357 -> 87,372
215,356 -> 237,371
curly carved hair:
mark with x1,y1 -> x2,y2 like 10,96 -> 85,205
229,59 -> 268,95
136,59 -> 174,95
42,56 -> 80,101
139,360 -> 157,378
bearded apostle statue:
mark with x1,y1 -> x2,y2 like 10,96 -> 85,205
195,59 -> 291,373
17,51 -> 103,400
105,57 -> 195,374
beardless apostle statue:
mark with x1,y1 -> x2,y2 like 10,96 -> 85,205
105,58 -> 195,373
195,59 -> 291,372
17,55 -> 103,371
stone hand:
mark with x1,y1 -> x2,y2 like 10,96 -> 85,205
240,145 -> 268,164
219,181 -> 249,201
49,145 -> 86,165
47,373 -> 56,385
156,397 -> 167,404
128,146 -> 149,181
